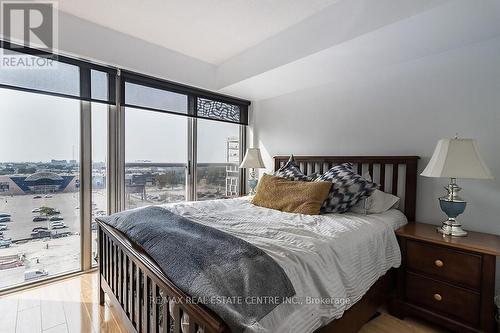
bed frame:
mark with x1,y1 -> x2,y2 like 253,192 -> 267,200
98,155 -> 419,333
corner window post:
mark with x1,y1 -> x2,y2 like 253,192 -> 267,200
80,68 -> 92,271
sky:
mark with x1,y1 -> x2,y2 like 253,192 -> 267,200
0,88 -> 239,164
0,88 -> 80,162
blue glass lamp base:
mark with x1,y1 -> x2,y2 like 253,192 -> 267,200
437,198 -> 467,237
247,178 -> 258,195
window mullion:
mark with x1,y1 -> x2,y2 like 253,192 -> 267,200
239,124 -> 247,196
80,66 -> 92,272
188,118 -> 197,201
187,96 -> 197,201
80,99 -> 92,271
108,70 -> 123,214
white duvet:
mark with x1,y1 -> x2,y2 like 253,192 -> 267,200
162,197 -> 406,333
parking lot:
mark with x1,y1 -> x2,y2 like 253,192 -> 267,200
0,191 -> 106,289
0,191 -> 107,241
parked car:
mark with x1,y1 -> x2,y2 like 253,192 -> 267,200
24,269 -> 48,281
94,210 -> 106,217
0,213 -> 11,218
0,217 -> 10,223
31,230 -> 51,239
32,208 -> 42,213
0,224 -> 7,231
44,195 -> 52,198
33,195 -> 42,199
49,216 -> 64,222
51,231 -> 71,238
32,227 -> 48,232
50,223 -> 66,230
33,216 -> 48,222
0,238 -> 12,248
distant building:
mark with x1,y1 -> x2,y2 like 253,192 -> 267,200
92,173 -> 106,189
50,159 -> 68,166
0,171 -> 78,195
0,182 -> 9,193
225,137 -> 239,196
124,173 -> 148,201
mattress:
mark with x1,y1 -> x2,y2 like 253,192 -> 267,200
161,196 -> 407,333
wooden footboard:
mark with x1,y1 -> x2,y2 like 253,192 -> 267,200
98,222 -> 228,333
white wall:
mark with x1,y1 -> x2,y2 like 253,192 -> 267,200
251,35 -> 500,290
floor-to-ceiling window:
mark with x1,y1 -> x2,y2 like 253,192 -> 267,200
197,119 -> 242,200
91,102 -> 108,266
125,108 -> 188,209
123,81 -> 190,208
0,42 -> 249,291
90,69 -> 111,266
0,88 -> 82,289
0,43 -> 116,290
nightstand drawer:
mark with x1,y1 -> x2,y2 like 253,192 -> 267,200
406,272 -> 481,326
406,240 -> 482,290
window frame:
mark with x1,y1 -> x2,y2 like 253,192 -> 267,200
193,118 -> 246,201
0,40 -> 117,105
116,70 -> 249,209
120,70 -> 249,125
119,107 -> 246,207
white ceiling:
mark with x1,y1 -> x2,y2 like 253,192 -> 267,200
57,0 -> 338,64
219,0 -> 500,100
57,0 -> 500,101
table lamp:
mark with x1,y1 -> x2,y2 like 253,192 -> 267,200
240,148 -> 265,194
421,137 -> 493,236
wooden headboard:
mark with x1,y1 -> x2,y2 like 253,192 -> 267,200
273,155 -> 419,221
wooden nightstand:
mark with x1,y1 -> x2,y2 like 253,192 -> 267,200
392,222 -> 500,333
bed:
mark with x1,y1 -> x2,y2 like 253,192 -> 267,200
97,155 -> 419,333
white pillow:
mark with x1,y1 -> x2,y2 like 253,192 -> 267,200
350,189 -> 400,214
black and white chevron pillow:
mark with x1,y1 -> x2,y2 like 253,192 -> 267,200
274,155 -> 312,181
315,163 -> 377,214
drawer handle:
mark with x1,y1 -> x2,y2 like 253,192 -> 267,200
434,259 -> 444,268
433,293 -> 442,301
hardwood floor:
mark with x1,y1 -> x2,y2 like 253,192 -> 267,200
359,312 -> 448,333
0,272 -> 127,333
0,272 -> 449,333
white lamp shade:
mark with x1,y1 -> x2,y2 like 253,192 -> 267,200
239,148 -> 265,169
421,138 -> 493,179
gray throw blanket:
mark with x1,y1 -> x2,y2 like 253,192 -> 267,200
98,206 -> 295,333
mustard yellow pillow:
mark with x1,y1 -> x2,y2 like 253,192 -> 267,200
251,174 -> 332,215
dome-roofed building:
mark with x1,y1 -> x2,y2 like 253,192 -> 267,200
24,172 -> 64,182
24,171 -> 66,193
6,171 -> 78,194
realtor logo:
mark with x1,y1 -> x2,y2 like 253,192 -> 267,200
1,1 -> 57,51
1,1 -> 57,67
